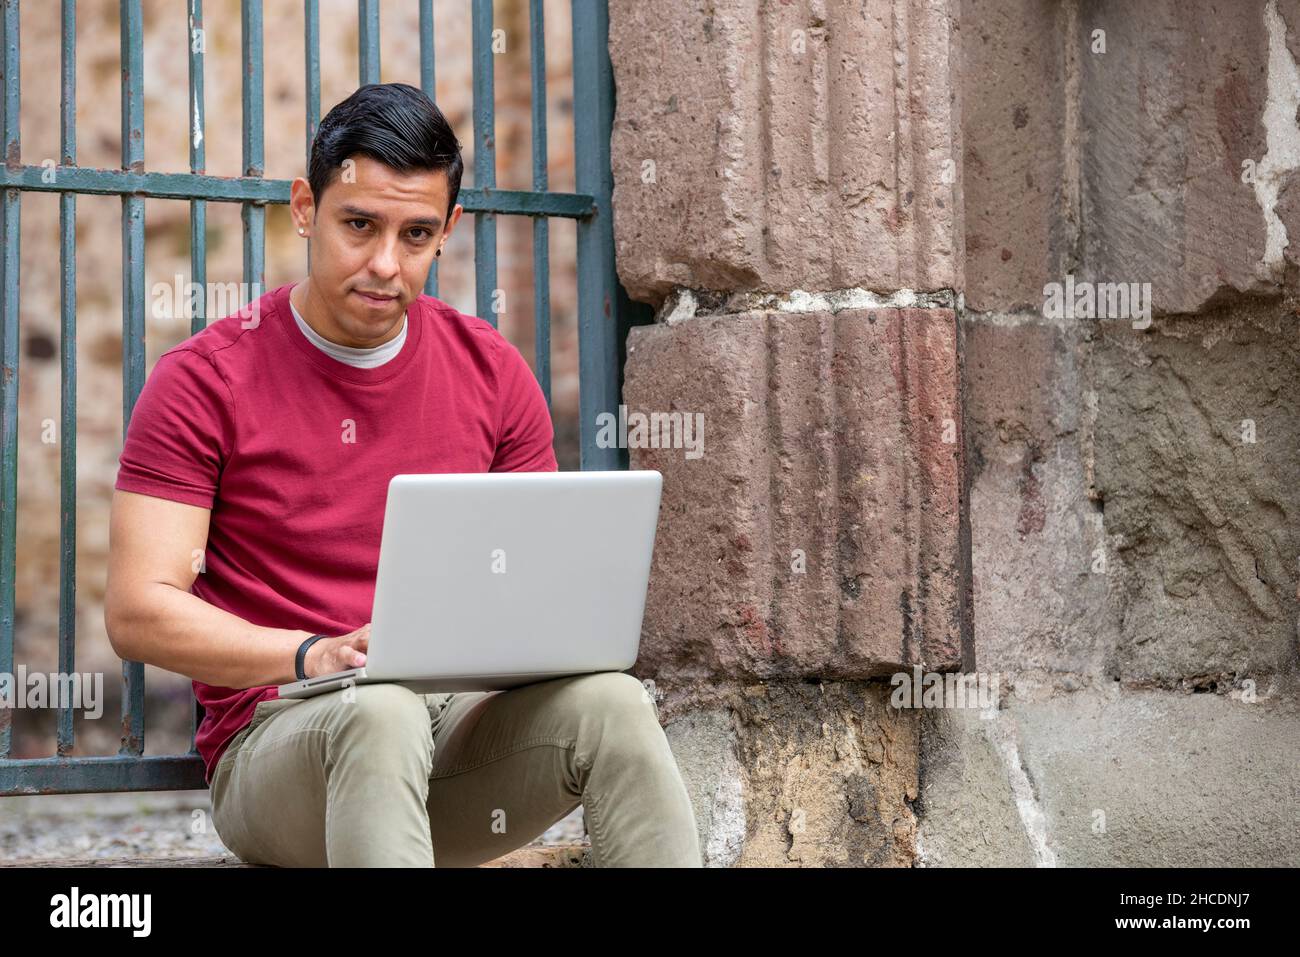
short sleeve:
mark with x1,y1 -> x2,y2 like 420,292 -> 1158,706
114,348 -> 236,509
490,337 -> 558,473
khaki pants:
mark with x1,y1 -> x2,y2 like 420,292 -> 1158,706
208,671 -> 703,867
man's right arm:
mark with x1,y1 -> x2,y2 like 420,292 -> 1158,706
106,347 -> 370,688
104,489 -> 368,688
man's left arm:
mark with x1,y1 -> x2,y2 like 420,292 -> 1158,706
490,337 -> 559,472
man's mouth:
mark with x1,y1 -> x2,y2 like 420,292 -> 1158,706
354,290 -> 399,305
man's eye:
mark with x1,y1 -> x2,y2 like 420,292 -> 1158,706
347,219 -> 369,231
409,228 -> 431,241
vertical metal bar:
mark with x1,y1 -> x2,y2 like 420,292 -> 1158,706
305,0 -> 320,158
0,0 -> 21,760
57,0 -> 78,757
241,0 -> 265,295
419,0 -> 438,298
188,0 -> 207,336
571,0 -> 620,469
529,0 -> 550,407
471,0 -> 497,326
304,0 -> 319,274
186,0 -> 206,751
358,0 -> 380,86
119,0 -> 146,756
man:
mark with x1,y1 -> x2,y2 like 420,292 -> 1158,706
104,83 -> 702,868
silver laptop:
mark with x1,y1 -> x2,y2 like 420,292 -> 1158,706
277,469 -> 662,699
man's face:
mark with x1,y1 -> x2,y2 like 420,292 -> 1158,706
289,154 -> 463,346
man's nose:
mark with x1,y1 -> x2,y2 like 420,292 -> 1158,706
368,234 -> 401,281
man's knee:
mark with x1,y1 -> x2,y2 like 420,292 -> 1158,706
319,682 -> 434,756
570,671 -> 660,732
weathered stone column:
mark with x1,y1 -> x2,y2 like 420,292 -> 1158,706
609,0 -> 971,866
924,0 -> 1300,866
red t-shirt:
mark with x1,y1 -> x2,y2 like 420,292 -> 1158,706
114,280 -> 558,783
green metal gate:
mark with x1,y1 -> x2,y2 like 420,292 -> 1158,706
0,0 -> 627,795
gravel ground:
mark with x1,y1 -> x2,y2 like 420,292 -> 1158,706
0,790 -> 587,863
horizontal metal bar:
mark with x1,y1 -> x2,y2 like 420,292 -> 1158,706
0,755 -> 208,796
0,166 -> 596,217
0,165 -> 276,201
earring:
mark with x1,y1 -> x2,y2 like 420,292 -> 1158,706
297,227 -> 306,236
436,248 -> 442,257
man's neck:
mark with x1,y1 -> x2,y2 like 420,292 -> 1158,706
290,277 -> 405,349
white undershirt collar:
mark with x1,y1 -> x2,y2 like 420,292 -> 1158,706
289,295 -> 407,369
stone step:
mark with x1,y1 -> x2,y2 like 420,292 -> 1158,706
0,843 -> 591,868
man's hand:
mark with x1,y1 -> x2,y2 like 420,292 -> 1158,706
304,623 -> 370,678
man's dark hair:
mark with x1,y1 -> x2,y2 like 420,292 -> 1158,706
308,82 -> 463,222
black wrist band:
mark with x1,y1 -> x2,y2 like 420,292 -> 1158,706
295,634 -> 328,681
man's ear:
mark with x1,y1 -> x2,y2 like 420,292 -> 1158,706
442,203 -> 464,241
290,177 -> 317,232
